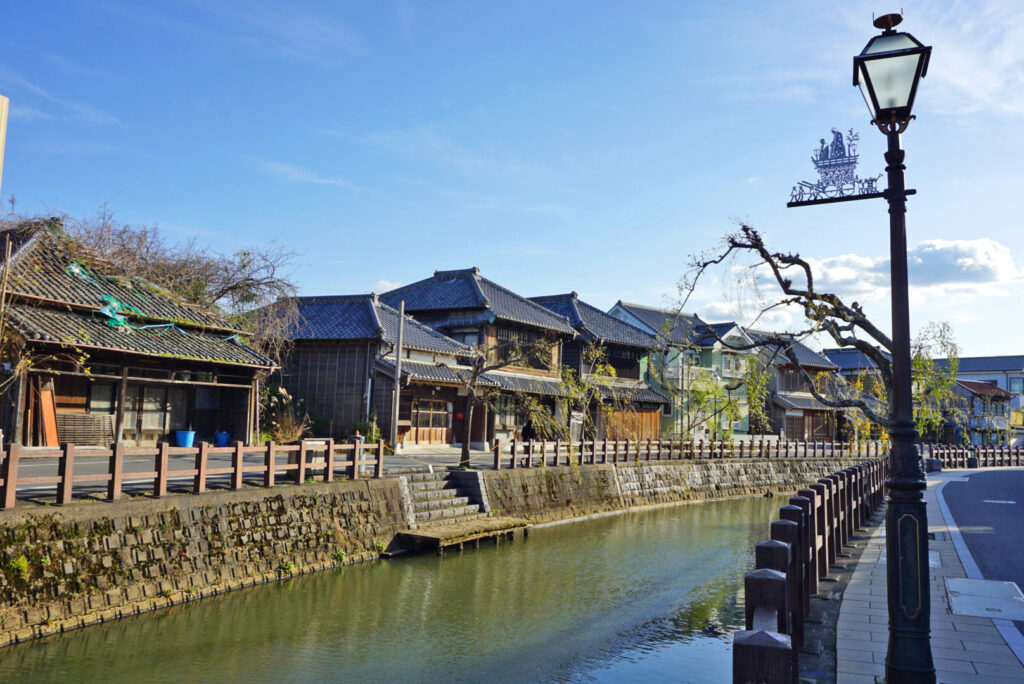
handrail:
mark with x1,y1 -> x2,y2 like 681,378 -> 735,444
0,438 -> 386,510
732,458 -> 887,683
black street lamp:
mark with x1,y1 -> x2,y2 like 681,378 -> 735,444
854,13 -> 935,683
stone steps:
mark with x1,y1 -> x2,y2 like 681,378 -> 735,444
404,471 -> 485,527
413,495 -> 471,513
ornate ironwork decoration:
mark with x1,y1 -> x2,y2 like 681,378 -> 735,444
789,128 -> 882,205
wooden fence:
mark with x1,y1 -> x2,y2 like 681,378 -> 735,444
922,443 -> 1024,469
0,439 -> 385,510
493,438 -> 889,469
732,459 -> 887,683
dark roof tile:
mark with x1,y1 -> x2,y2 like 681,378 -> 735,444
612,301 -> 706,345
9,304 -> 273,367
381,268 -> 576,334
530,293 -> 657,349
290,295 -> 469,355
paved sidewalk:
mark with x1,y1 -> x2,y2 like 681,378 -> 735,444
836,469 -> 1024,683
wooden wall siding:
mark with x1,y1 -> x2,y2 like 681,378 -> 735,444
282,342 -> 369,434
604,408 -> 661,441
562,342 -> 582,375
371,373 -> 395,440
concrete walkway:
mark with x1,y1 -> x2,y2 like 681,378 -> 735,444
836,469 -> 1024,683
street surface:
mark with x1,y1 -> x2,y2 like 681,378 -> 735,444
941,469 -> 1024,639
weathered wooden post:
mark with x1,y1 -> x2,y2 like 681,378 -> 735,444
734,567 -> 795,684
194,441 -> 208,493
230,441 -> 243,490
58,443 -> 77,505
350,437 -> 362,479
771,518 -> 803,649
295,441 -> 307,485
324,438 -> 335,482
781,503 -> 810,618
265,440 -> 276,487
510,440 -> 518,469
795,490 -> 818,595
153,442 -> 168,499
0,443 -> 19,510
375,439 -> 385,478
109,442 -> 125,501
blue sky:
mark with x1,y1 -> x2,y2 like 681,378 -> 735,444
2,1 -> 1022,355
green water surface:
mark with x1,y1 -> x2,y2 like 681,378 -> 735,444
2,495 -> 780,683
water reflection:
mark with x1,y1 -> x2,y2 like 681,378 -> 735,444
4,496 -> 777,683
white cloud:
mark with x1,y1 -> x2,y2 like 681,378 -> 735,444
812,238 -> 1020,297
372,279 -> 401,293
257,159 -> 366,193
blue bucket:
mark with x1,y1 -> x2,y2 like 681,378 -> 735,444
176,430 -> 196,448
214,431 -> 231,447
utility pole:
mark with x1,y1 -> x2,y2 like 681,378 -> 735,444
0,95 -> 8,197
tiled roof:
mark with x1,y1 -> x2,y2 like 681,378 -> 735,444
612,301 -> 706,345
530,293 -> 657,349
693,321 -> 746,347
2,221 -> 231,331
482,370 -> 567,397
381,268 -> 576,335
956,380 -> 1013,398
290,294 -> 468,355
773,392 -> 834,412
376,358 -> 476,386
8,304 -> 273,367
376,358 -> 567,397
936,356 -> 1024,373
748,331 -> 837,370
593,378 -> 670,404
822,347 -> 891,372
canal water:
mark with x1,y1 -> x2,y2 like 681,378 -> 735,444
3,496 -> 779,683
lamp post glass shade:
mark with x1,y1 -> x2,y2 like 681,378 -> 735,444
853,30 -> 931,124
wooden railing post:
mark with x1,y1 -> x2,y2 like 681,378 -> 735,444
745,567 -> 790,635
194,441 -> 208,493
57,443 -> 76,505
350,438 -> 361,479
780,504 -> 809,623
554,440 -> 561,467
108,442 -> 124,501
230,442 -> 242,490
375,439 -> 385,478
295,440 -> 307,484
1,443 -> 20,509
794,490 -> 818,598
154,442 -> 168,499
809,482 -> 829,580
254,440 -> 268,489
771,518 -> 803,649
324,439 -> 335,482
510,440 -> 517,469
494,442 -> 501,470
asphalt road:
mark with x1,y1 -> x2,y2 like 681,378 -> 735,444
941,469 -> 1024,638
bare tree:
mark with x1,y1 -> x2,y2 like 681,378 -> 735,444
682,223 -> 964,436
60,209 -> 300,363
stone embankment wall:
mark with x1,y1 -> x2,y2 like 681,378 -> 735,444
0,479 -> 406,647
0,458 -> 862,646
481,459 -> 860,523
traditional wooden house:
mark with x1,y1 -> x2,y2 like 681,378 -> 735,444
381,268 -> 577,445
952,380 -> 1013,446
278,293 -> 474,446
530,292 -> 668,440
0,220 -> 275,447
751,332 -> 839,440
607,302 -> 756,438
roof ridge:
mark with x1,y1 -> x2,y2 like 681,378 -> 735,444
365,297 -> 384,339
475,273 -> 573,327
374,299 -> 470,351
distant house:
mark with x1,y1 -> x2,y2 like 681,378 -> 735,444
953,380 -> 1013,446
381,268 -> 578,446
751,333 -> 838,441
822,346 -> 891,441
0,220 -> 275,447
279,294 -> 473,447
935,355 -> 1024,446
530,292 -> 668,440
607,301 -> 754,438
